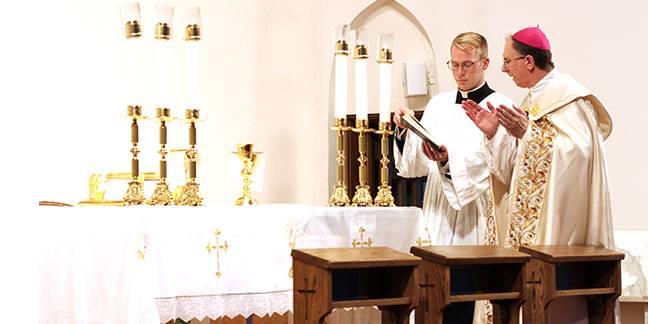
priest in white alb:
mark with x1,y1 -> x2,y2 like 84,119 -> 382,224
394,32 -> 517,323
394,32 -> 516,247
462,27 -> 615,323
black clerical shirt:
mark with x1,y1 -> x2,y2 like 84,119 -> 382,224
455,82 -> 495,104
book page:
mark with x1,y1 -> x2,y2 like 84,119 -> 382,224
401,114 -> 442,151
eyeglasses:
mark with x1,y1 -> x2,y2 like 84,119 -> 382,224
502,56 -> 525,68
446,58 -> 483,71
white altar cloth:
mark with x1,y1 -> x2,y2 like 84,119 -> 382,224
39,206 -> 648,323
38,205 -> 423,323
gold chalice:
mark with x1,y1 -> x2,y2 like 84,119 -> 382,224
234,144 -> 260,205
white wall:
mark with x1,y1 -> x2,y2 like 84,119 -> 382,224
20,0 -> 322,205
11,0 -> 647,229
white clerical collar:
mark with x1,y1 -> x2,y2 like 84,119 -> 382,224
529,69 -> 558,103
459,81 -> 486,99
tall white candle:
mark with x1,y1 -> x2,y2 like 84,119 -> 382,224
333,24 -> 349,120
378,63 -> 391,123
155,4 -> 173,109
125,36 -> 144,107
355,58 -> 368,121
156,41 -> 171,109
184,6 -> 201,109
334,54 -> 348,119
120,2 -> 143,107
376,33 -> 394,123
353,28 -> 368,121
185,41 -> 201,109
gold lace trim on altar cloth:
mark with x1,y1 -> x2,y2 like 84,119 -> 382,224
506,117 -> 556,250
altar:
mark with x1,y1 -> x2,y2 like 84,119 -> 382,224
38,205 -> 423,323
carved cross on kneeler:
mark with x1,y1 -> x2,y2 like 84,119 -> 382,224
418,273 -> 436,314
297,277 -> 317,322
206,229 -> 228,277
526,269 -> 542,312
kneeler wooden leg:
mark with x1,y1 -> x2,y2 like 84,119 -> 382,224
588,295 -> 617,324
491,300 -> 521,324
293,261 -> 332,324
378,305 -> 414,324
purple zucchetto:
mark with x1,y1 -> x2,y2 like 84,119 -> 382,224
512,27 -> 551,51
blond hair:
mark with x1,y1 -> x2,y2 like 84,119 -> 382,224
452,32 -> 488,59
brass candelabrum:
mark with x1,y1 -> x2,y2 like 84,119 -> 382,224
123,105 -> 147,205
234,143 -> 259,206
328,118 -> 351,206
351,119 -> 373,206
79,172 -> 159,206
149,108 -> 175,205
176,109 -> 204,206
373,122 -> 395,206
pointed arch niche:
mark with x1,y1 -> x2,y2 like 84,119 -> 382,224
327,1 -> 439,206
347,0 -> 438,114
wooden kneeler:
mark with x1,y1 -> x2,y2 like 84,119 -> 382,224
291,247 -> 421,324
411,245 -> 530,324
519,245 -> 624,324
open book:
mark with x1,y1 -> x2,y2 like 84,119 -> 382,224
401,114 -> 442,151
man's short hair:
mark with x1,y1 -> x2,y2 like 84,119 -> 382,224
509,36 -> 555,71
452,32 -> 488,59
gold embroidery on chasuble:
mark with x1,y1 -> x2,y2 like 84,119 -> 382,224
483,196 -> 498,246
481,196 -> 498,324
506,117 -> 556,250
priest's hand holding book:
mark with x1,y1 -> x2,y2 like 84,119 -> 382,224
393,106 -> 414,129
422,141 -> 448,162
393,106 -> 447,162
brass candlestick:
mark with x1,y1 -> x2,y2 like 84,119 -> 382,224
373,122 -> 395,206
234,143 -> 259,206
149,108 -> 174,205
328,118 -> 351,206
351,119 -> 373,206
124,105 -> 146,205
176,109 -> 204,206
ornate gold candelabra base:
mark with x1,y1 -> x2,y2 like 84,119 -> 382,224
150,182 -> 174,205
352,184 -> 373,207
124,181 -> 145,205
374,184 -> 395,207
373,122 -> 395,207
329,184 -> 350,206
177,181 -> 203,206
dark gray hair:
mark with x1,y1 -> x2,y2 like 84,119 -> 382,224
508,36 -> 555,71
